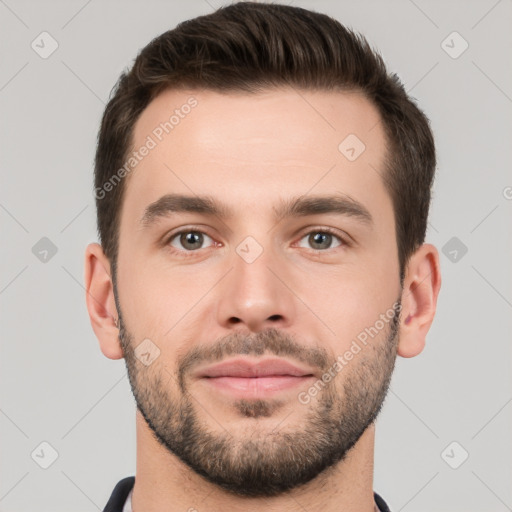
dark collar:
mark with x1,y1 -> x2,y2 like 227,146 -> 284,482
103,476 -> 392,512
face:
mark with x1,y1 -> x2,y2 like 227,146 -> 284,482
113,87 -> 403,497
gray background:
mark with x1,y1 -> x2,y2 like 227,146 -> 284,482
1,0 -> 511,510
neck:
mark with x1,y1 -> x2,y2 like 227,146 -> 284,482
131,410 -> 378,512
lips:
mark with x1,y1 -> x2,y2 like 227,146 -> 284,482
193,357 -> 317,398
195,357 -> 315,379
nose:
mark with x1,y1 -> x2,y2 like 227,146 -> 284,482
215,242 -> 296,333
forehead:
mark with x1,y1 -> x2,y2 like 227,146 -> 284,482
122,87 -> 391,231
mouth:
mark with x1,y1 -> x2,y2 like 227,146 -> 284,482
193,357 -> 317,399
202,375 -> 315,396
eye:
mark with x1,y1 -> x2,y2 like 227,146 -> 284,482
167,229 -> 215,253
296,228 -> 346,251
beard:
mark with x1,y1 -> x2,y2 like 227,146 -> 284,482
115,290 -> 401,498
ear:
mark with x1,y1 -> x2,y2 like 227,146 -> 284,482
397,243 -> 442,358
84,243 -> 124,360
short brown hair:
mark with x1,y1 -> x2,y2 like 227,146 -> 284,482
94,1 -> 436,284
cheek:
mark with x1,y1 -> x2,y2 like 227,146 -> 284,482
117,256 -> 173,338
119,257 -> 219,349
297,263 -> 398,352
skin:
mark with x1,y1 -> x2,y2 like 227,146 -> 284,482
85,87 -> 441,512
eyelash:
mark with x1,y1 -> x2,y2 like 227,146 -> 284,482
163,225 -> 350,258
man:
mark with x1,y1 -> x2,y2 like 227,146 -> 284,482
84,2 -> 441,511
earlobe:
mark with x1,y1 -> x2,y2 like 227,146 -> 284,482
84,243 -> 124,360
397,243 -> 442,358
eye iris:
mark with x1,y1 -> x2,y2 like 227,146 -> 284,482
309,232 -> 332,249
181,231 -> 203,250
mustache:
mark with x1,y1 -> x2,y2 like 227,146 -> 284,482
177,328 -> 330,390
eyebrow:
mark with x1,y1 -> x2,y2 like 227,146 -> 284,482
139,193 -> 373,229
